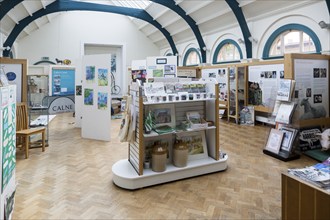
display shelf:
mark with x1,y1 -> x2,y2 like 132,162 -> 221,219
227,65 -> 247,124
27,75 -> 50,146
143,97 -> 216,105
112,155 -> 228,190
143,126 -> 216,138
112,79 -> 227,189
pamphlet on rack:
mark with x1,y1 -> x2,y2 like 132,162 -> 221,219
275,102 -> 296,124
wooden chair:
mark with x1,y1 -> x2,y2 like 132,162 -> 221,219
16,102 -> 46,159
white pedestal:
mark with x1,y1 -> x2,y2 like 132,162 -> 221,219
112,155 -> 228,190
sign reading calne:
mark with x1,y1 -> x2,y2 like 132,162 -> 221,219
49,97 -> 75,114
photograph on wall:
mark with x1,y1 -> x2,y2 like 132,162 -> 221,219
86,66 -> 95,83
131,69 -> 147,84
164,65 -> 176,77
84,88 -> 94,105
50,67 -> 75,96
97,92 -> 108,110
98,68 -> 108,86
75,85 -> 82,96
294,59 -> 329,120
153,69 -> 164,77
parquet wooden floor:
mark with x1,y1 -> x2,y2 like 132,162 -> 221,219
13,113 -> 316,219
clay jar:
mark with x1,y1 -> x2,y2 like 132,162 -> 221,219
151,142 -> 168,172
173,140 -> 189,167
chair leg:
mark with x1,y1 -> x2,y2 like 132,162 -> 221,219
42,130 -> 45,152
25,135 -> 29,159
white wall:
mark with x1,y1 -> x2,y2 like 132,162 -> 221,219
161,1 -> 330,64
17,11 -> 159,67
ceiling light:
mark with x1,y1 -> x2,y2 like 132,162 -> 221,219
248,36 -> 258,44
238,38 -> 244,44
318,21 -> 330,29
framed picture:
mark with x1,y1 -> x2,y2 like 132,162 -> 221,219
265,128 -> 284,154
279,127 -> 298,152
148,104 -> 175,128
176,131 -> 208,161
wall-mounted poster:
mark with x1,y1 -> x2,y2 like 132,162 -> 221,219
146,56 -> 177,78
49,66 -> 75,96
98,92 -> 108,110
98,68 -> 108,86
294,59 -> 329,120
84,88 -> 94,105
86,66 -> 95,83
76,85 -> 82,96
202,68 -> 228,101
248,64 -> 284,107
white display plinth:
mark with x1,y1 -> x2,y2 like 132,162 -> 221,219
112,155 -> 228,190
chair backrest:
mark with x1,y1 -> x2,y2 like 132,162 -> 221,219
16,102 -> 29,131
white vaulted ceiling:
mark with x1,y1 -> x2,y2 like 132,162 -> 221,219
0,0 -> 322,50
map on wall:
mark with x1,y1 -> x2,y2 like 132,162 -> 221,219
1,103 -> 16,192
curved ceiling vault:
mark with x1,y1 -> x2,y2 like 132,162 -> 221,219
0,0 -> 254,60
1,0 -> 179,57
1,0 -> 326,60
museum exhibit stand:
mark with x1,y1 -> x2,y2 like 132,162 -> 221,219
0,85 -> 17,219
112,79 -> 228,189
281,172 -> 330,220
27,74 -> 50,145
227,65 -> 247,124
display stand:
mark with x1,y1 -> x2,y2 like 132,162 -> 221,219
263,149 -> 300,162
0,85 -> 16,219
227,65 -> 247,124
27,74 -> 50,146
112,79 -> 228,189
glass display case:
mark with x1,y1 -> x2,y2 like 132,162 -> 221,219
27,74 -> 50,145
227,66 -> 247,123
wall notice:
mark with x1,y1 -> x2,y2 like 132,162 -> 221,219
294,59 -> 329,120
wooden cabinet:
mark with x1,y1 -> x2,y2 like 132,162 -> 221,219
112,79 -> 228,189
282,172 -> 330,220
227,65 -> 247,123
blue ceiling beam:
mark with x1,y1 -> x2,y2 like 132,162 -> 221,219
225,0 -> 252,58
2,0 -> 178,57
150,0 -> 207,63
0,0 -> 24,20
326,0 -> 330,14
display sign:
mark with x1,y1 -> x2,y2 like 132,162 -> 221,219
48,97 -> 75,114
49,66 -> 75,96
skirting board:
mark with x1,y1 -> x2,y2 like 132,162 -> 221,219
112,155 -> 228,190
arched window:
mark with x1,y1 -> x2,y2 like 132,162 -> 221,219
212,39 -> 242,64
263,24 -> 321,59
183,48 -> 201,66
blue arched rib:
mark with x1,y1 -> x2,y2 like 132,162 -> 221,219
225,0 -> 252,58
151,0 -> 207,63
2,0 -> 178,57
